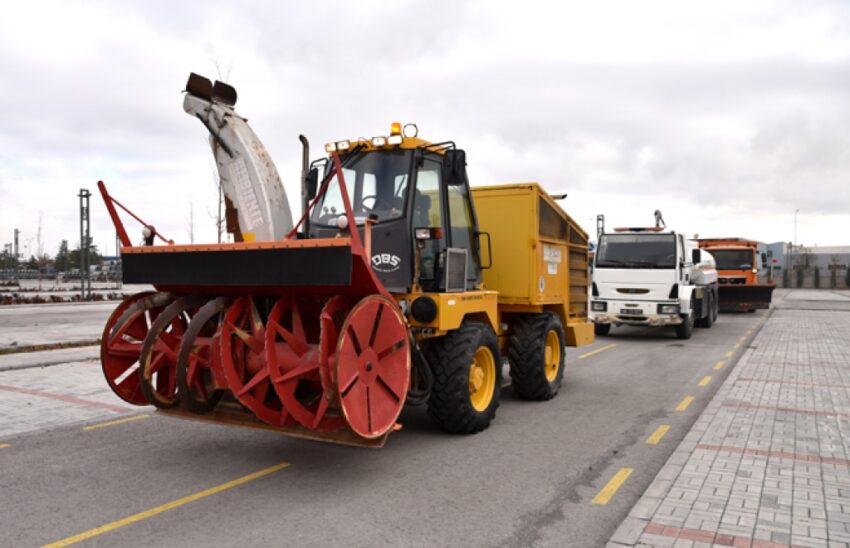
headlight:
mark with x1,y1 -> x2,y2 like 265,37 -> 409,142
591,301 -> 607,312
371,136 -> 387,147
387,134 -> 403,145
658,304 -> 680,315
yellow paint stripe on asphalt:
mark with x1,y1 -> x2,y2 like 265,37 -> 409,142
82,414 -> 149,431
646,425 -> 670,445
592,467 -> 634,505
578,343 -> 617,360
676,396 -> 694,411
714,361 -> 725,370
699,376 -> 712,387
725,351 -> 733,358
42,462 -> 290,548
0,443 -> 9,449
733,342 -> 741,349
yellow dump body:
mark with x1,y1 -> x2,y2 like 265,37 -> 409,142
472,183 -> 593,347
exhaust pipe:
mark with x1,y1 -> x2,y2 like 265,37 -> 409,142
299,134 -> 310,235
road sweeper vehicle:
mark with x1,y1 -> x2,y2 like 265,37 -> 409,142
96,72 -> 593,447
589,213 -> 718,339
696,238 -> 774,312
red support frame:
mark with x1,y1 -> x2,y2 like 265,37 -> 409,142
97,180 -> 173,246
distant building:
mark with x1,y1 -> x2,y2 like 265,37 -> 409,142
762,242 -> 850,288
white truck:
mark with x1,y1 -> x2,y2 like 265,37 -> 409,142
589,219 -> 719,340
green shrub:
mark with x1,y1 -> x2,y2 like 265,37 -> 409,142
846,267 -> 850,288
796,267 -> 804,288
831,269 -> 838,288
814,267 -> 820,288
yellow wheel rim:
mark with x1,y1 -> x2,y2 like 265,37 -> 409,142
544,329 -> 561,383
469,345 -> 496,412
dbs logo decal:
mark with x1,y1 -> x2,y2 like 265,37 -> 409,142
371,253 -> 401,273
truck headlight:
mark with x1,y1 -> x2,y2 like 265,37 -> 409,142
591,301 -> 607,312
657,304 -> 680,315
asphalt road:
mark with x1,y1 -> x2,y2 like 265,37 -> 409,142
0,308 -> 767,547
0,302 -> 116,349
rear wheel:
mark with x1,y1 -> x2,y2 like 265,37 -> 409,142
594,323 -> 611,336
426,321 -> 502,434
508,313 -> 565,400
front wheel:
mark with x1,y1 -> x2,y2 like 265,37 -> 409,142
426,321 -> 502,434
675,308 -> 695,339
696,293 -> 715,328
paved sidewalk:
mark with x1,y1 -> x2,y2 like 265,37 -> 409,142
610,303 -> 850,547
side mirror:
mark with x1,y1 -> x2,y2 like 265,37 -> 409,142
691,248 -> 701,264
442,149 -> 467,186
306,167 -> 319,201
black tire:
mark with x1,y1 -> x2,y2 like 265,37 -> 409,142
425,321 -> 502,434
696,293 -> 715,328
675,306 -> 695,339
508,313 -> 565,400
594,323 -> 611,336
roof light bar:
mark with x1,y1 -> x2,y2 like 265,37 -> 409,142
387,134 -> 403,145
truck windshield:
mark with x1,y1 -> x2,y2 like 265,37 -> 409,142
312,149 -> 411,226
711,249 -> 753,270
596,234 -> 676,269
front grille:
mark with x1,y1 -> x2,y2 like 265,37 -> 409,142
719,277 -> 746,285
617,288 -> 650,294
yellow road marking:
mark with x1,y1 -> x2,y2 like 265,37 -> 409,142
738,336 -> 747,343
42,462 -> 290,548
714,361 -> 725,370
676,396 -> 694,411
592,467 -> 634,505
725,351 -> 733,358
0,443 -> 9,449
646,425 -> 670,445
699,376 -> 712,387
82,414 -> 149,431
577,343 -> 617,360
733,343 -> 741,349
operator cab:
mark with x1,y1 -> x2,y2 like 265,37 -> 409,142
306,123 -> 484,294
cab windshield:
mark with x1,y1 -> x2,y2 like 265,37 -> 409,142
312,149 -> 412,226
711,249 -> 754,270
596,233 -> 677,269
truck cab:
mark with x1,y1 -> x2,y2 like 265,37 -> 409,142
590,227 -> 719,339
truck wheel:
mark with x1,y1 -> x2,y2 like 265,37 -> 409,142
697,294 -> 715,328
426,321 -> 502,434
508,313 -> 565,401
675,308 -> 695,339
594,323 -> 611,336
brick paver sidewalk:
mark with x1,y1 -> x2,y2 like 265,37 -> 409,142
610,306 -> 850,548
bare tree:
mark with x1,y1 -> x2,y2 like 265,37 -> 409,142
37,213 -> 43,290
187,202 -> 195,244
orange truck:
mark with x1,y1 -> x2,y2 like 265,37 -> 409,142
696,238 -> 774,312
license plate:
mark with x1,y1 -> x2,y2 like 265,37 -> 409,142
619,308 -> 642,315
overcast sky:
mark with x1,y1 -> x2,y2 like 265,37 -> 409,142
1,0 -> 849,259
